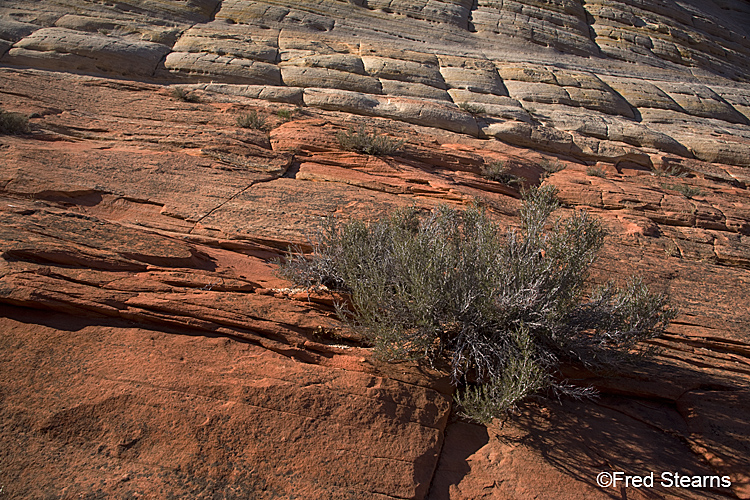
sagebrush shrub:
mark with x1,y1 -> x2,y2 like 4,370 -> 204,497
336,126 -> 404,156
662,182 -> 703,199
280,186 -> 676,422
170,87 -> 200,103
653,164 -> 689,178
237,111 -> 267,130
481,161 -> 523,186
458,102 -> 486,115
0,109 -> 30,135
586,166 -> 606,178
539,159 -> 565,177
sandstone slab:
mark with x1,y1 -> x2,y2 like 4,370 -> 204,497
163,51 -> 282,84
281,66 -> 383,93
2,27 -> 170,77
172,23 -> 280,63
303,88 -> 479,136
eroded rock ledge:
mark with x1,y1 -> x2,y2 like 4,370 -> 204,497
2,1 -> 750,170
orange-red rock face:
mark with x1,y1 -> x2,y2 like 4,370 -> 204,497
1,2 -> 750,496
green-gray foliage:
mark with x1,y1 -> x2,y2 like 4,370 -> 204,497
586,166 -> 606,178
0,109 -> 30,135
280,186 -> 676,422
539,159 -> 565,178
481,161 -> 523,186
458,102 -> 486,115
662,182 -> 703,198
653,164 -> 689,178
237,110 -> 267,130
170,87 -> 200,103
336,126 -> 404,156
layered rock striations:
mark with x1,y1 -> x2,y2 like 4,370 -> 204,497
1,1 -> 750,499
2,0 -> 750,166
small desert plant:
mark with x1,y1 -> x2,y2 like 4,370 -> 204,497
0,108 -> 30,135
540,158 -> 565,178
454,326 -> 547,422
336,125 -> 404,156
653,164 -> 689,178
586,166 -> 606,178
662,182 -> 703,198
236,110 -> 267,131
280,186 -> 676,422
481,161 -> 523,186
277,109 -> 293,121
170,87 -> 200,103
458,102 -> 486,115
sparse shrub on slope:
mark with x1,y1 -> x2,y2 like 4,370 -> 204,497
236,110 -> 267,131
280,186 -> 676,423
481,160 -> 523,186
277,109 -> 293,122
336,125 -> 404,156
662,182 -> 703,199
586,166 -> 606,178
170,87 -> 200,103
0,108 -> 30,135
457,102 -> 486,115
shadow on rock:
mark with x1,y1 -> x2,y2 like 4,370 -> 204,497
428,420 -> 489,499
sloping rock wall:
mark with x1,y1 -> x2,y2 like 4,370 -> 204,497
1,1 -> 750,499
3,0 -> 750,168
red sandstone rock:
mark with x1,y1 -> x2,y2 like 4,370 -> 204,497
1,64 -> 749,500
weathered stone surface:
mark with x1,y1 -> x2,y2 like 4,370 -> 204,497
504,80 -> 575,106
478,105 -> 534,124
2,27 -> 170,77
439,66 -> 506,96
281,52 -> 365,73
0,0 -> 748,175
657,82 -> 749,124
381,79 -> 452,101
367,0 -> 473,28
496,64 -> 558,84
538,106 -> 692,157
714,85 -> 750,123
0,0 -> 221,25
362,55 -> 447,89
3,0 -> 750,498
504,79 -> 634,119
599,75 -> 682,111
216,0 -> 335,31
281,66 -> 383,93
198,82 -> 304,104
172,22 -> 279,63
277,29 -> 357,56
303,88 -> 479,136
565,86 -> 634,118
677,136 -> 750,168
52,14 -> 183,45
163,51 -> 282,84
0,301 -> 449,499
0,18 -> 38,42
471,0 -> 599,56
486,121 -> 575,155
585,0 -> 750,80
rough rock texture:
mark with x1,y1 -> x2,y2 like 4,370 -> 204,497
3,0 -> 750,167
1,1 -> 750,499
